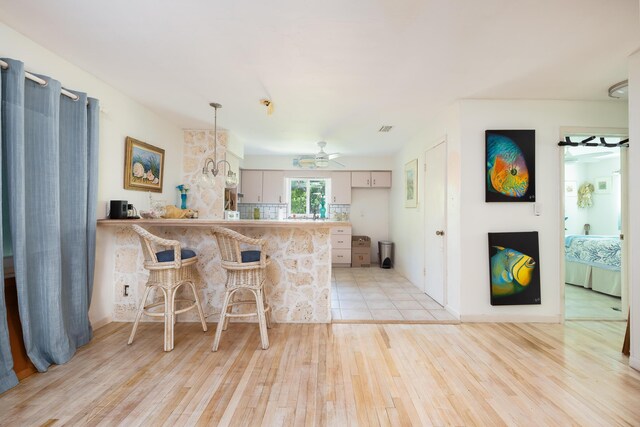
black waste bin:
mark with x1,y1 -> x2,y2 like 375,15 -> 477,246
378,241 -> 394,268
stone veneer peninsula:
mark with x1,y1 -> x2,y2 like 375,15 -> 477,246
98,219 -> 348,323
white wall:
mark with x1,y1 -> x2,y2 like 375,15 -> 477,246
458,100 -> 627,321
389,104 -> 462,316
564,162 -> 589,235
584,157 -> 621,235
628,48 -> 640,371
0,21 -> 185,328
350,189 -> 390,262
242,155 -> 395,170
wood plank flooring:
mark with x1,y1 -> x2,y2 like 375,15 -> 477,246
1,321 -> 639,426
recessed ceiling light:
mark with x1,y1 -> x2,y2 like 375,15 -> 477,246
379,125 -> 393,132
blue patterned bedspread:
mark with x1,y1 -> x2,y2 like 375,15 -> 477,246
565,235 -> 621,271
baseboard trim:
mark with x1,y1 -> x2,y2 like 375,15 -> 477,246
92,316 -> 113,330
460,314 -> 561,323
629,356 -> 640,372
444,305 -> 460,319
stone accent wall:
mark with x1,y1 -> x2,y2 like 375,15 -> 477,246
112,225 -> 331,323
182,129 -> 227,219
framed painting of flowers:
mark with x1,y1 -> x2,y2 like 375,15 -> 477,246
124,136 -> 165,192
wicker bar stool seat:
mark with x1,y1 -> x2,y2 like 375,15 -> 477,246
211,226 -> 272,351
128,225 -> 207,351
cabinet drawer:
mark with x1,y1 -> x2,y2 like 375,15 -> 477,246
331,235 -> 351,249
331,226 -> 352,235
332,249 -> 352,264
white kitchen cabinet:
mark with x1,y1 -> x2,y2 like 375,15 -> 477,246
240,170 -> 263,203
330,172 -> 351,204
351,171 -> 371,187
262,171 -> 285,203
371,171 -> 391,188
331,226 -> 352,267
351,171 -> 392,188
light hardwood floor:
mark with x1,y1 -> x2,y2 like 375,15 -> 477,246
1,321 -> 638,426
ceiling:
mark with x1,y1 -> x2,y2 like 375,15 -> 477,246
0,0 -> 638,156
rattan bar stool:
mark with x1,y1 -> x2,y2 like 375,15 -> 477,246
211,226 -> 272,351
128,225 -> 207,351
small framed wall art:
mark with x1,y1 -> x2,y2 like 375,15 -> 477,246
485,130 -> 535,202
488,231 -> 541,306
404,159 -> 418,208
124,136 -> 165,193
594,176 -> 611,194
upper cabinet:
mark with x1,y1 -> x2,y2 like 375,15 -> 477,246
262,171 -> 285,203
331,172 -> 351,204
240,170 -> 263,203
371,171 -> 392,188
351,171 -> 391,188
351,171 -> 371,188
241,170 -> 285,204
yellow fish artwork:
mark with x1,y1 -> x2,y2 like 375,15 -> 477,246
490,246 -> 536,297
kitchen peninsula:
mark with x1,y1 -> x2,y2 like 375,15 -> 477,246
98,219 -> 350,323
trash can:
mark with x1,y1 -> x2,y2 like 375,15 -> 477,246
378,241 -> 394,269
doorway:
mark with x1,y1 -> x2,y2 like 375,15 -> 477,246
424,141 -> 447,306
562,132 -> 628,321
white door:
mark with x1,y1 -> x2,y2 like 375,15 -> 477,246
424,142 -> 447,305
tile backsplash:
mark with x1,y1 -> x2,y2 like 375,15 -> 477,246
238,203 -> 351,220
329,204 -> 350,220
238,203 -> 287,219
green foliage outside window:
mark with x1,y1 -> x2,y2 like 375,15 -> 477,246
290,180 -> 307,214
289,179 -> 326,215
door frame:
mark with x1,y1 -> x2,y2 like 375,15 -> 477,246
559,126 -> 629,321
424,140 -> 448,305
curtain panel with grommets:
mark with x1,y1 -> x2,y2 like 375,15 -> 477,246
0,58 -> 99,394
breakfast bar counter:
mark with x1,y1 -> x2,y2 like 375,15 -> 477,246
97,218 -> 349,323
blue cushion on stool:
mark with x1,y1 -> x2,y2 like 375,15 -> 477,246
241,250 -> 261,263
156,249 -> 197,262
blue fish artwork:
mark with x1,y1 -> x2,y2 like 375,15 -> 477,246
490,246 -> 536,297
486,134 -> 529,198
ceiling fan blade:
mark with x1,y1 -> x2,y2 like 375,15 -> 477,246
327,153 -> 341,160
329,159 -> 345,168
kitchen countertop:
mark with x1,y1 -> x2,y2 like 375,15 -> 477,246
97,218 -> 351,228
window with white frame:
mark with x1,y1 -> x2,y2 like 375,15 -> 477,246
288,178 -> 328,216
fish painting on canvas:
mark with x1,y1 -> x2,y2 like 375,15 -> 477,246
490,246 -> 535,297
485,130 -> 535,202
488,232 -> 541,306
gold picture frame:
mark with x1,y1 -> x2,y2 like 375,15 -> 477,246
404,159 -> 418,208
124,137 -> 165,193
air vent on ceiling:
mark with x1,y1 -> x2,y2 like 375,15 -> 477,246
378,125 -> 393,132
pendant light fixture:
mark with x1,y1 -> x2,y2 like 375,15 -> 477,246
200,102 -> 238,188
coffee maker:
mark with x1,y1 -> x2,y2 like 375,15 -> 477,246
109,200 -> 128,219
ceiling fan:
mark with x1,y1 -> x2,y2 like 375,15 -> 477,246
293,141 -> 344,169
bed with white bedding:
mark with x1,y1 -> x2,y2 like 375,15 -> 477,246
565,235 -> 621,297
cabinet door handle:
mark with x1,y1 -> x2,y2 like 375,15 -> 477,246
367,179 -> 370,186
373,179 -> 376,185
279,196 -> 282,203
333,196 -> 336,202
258,196 -> 261,202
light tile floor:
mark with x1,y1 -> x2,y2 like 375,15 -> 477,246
331,267 -> 458,323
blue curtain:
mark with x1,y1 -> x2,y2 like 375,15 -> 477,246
0,58 -> 99,392
0,59 -> 19,395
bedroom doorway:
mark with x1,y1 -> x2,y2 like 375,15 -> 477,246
562,132 -> 628,321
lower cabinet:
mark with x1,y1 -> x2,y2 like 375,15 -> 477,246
331,226 -> 352,267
